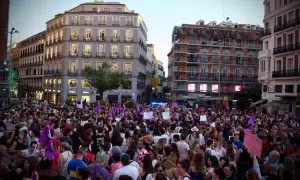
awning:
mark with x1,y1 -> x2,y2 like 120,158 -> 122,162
252,99 -> 268,106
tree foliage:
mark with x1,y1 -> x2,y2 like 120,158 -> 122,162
234,85 -> 262,110
83,62 -> 129,99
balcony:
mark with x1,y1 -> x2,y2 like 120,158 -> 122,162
261,29 -> 271,37
112,37 -> 120,42
258,49 -> 271,58
98,36 -> 106,41
69,51 -> 78,57
84,37 -> 93,41
272,69 -> 300,78
99,21 -> 106,25
83,52 -> 92,57
274,18 -> 300,33
125,54 -> 133,59
125,38 -> 133,43
273,42 -> 300,55
111,53 -> 119,58
96,52 -> 105,57
70,36 -> 79,41
44,70 -> 62,75
68,69 -> 78,75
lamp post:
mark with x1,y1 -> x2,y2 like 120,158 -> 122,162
8,27 -> 19,103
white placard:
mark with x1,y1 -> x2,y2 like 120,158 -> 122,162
200,115 -> 207,122
165,108 -> 170,112
211,122 -> 216,128
143,112 -> 154,120
81,120 -> 88,126
162,112 -> 170,120
115,117 -> 121,122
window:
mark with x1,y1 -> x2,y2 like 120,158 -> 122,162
84,44 -> 91,55
69,79 -> 77,88
97,62 -> 103,69
201,38 -> 207,45
111,44 -> 118,57
222,67 -> 228,75
125,45 -> 132,57
189,36 -> 197,44
51,34 -> 54,44
235,68 -> 241,75
50,47 -> 53,58
275,85 -> 283,93
81,80 -> 90,88
113,30 -> 119,41
99,16 -> 105,25
71,28 -> 79,39
236,56 -> 242,64
200,53 -> 208,63
212,84 -> 219,93
124,62 -> 132,74
287,58 -> 293,69
54,46 -> 58,57
260,60 -> 266,72
247,69 -> 254,76
224,56 -> 230,64
71,43 -> 77,55
47,36 -> 50,45
200,84 -> 207,92
83,61 -> 91,68
69,61 -> 76,71
248,40 -> 253,48
276,60 -> 282,71
126,17 -> 133,25
224,38 -> 230,46
297,85 -> 300,93
212,55 -> 220,63
86,16 -> 92,25
57,79 -> 62,87
285,85 -> 293,93
265,2 -> 270,14
212,39 -> 219,46
236,40 -> 242,47
125,30 -> 133,42
111,62 -> 118,72
46,49 -> 49,59
85,29 -> 92,40
55,32 -> 58,42
188,84 -> 195,92
98,29 -> 105,40
113,16 -> 119,25
72,15 -> 78,24
60,30 -> 63,41
96,44 -> 105,56
263,85 -> 268,92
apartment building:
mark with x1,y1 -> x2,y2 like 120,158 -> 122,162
258,0 -> 300,115
168,20 -> 262,108
44,1 -> 148,104
18,31 -> 45,100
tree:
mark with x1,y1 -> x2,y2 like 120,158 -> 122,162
234,85 -> 262,110
163,86 -> 171,94
83,62 -> 129,100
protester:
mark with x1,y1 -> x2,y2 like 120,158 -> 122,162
0,100 -> 299,180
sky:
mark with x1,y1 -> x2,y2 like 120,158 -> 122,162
9,0 -> 264,76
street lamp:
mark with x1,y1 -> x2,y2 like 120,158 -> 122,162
8,27 -> 19,103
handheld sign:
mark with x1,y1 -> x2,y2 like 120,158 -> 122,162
162,112 -> 170,120
143,112 -> 154,120
244,129 -> 263,158
200,115 -> 207,122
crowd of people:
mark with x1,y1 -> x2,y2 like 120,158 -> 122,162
0,100 -> 299,180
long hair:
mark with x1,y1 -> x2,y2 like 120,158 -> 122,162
193,152 -> 206,174
142,154 -> 154,174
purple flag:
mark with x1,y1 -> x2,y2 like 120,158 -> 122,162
39,121 -> 54,159
247,113 -> 255,129
136,104 -> 140,116
95,102 -> 102,113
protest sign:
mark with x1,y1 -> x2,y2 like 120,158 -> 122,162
244,129 -> 263,158
143,112 -> 154,120
162,112 -> 170,120
200,115 -> 207,122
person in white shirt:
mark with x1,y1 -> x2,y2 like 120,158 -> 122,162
22,141 -> 39,157
113,153 -> 139,180
126,149 -> 140,171
205,139 -> 217,157
176,134 -> 190,161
